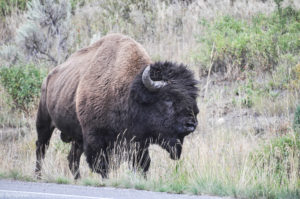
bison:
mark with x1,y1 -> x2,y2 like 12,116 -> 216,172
35,33 -> 199,179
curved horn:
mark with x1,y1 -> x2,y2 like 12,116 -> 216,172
142,65 -> 167,92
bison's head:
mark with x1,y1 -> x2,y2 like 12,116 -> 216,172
129,61 -> 199,160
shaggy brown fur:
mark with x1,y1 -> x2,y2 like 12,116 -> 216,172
35,34 -> 198,179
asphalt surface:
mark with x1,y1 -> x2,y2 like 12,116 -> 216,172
0,179 -> 226,199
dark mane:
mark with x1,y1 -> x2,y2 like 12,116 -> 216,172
150,61 -> 199,99
130,61 -> 199,105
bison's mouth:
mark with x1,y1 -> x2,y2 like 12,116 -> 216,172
184,126 -> 195,132
180,120 -> 198,135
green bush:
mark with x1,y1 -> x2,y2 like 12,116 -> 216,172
0,0 -> 29,17
0,64 -> 47,111
195,7 -> 300,78
251,133 -> 300,188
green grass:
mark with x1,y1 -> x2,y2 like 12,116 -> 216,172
0,169 -> 35,182
194,6 -> 300,79
190,177 -> 233,196
81,178 -> 103,187
55,177 -> 71,184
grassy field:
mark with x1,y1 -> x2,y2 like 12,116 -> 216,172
0,0 -> 299,198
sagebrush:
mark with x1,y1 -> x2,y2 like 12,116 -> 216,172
0,64 -> 46,111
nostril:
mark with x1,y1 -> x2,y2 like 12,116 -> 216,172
185,121 -> 195,127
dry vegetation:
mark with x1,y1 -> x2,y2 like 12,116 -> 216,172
0,0 -> 299,198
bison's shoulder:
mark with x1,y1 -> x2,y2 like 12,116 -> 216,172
75,34 -> 151,130
77,33 -> 151,91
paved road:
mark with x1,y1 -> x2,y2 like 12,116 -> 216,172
0,179 -> 226,199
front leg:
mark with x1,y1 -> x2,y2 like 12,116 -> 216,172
83,134 -> 109,178
132,148 -> 151,176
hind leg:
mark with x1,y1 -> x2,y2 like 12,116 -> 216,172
35,106 -> 54,179
67,141 -> 83,179
35,124 -> 54,179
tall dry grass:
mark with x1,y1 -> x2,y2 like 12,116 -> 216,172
0,81 -> 299,198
